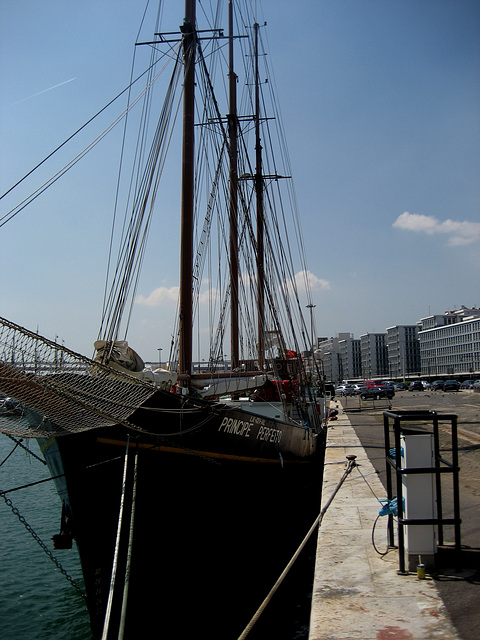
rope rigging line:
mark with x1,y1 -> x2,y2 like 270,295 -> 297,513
96,50 -> 183,343
0,54 -> 178,230
0,55 -> 165,205
106,67 -> 183,340
1,434 -> 47,465
0,437 -> 21,467
123,406 -> 217,438
248,22 -> 314,350
257,25 -> 312,302
0,474 -> 65,496
236,455 -> 358,640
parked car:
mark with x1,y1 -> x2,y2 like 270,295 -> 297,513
363,380 -> 385,389
360,386 -> 395,400
421,380 -> 431,389
409,381 -> 424,391
431,380 -> 445,391
394,382 -> 406,391
473,380 -> 480,390
443,379 -> 460,392
335,385 -> 347,395
460,380 -> 475,389
337,384 -> 359,396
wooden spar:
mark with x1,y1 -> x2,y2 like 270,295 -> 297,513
228,0 -> 239,371
254,22 -> 265,371
179,0 -> 196,384
191,369 -> 273,381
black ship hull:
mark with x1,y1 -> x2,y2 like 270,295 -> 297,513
39,392 -> 326,638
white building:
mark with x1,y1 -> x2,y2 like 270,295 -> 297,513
386,325 -> 421,379
418,307 -> 480,377
338,336 -> 362,381
360,333 -> 389,379
314,334 -> 351,383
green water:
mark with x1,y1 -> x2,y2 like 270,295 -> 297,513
0,435 -> 92,640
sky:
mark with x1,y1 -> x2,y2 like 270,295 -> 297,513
1,0 -> 479,362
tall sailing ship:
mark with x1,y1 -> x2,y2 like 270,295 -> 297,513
1,1 -> 328,637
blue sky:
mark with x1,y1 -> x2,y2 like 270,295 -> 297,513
1,0 -> 479,361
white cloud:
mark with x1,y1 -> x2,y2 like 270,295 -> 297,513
198,287 -> 220,304
135,286 -> 179,306
136,284 -> 220,307
137,269 -> 330,307
282,269 -> 330,295
393,212 -> 480,246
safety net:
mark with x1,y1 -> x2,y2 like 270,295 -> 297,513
0,317 -> 157,438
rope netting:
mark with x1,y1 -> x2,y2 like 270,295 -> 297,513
0,317 -> 157,438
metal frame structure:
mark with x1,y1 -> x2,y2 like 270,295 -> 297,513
383,410 -> 461,574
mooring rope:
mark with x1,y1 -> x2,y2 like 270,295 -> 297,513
101,437 -> 131,640
118,446 -> 139,640
236,455 -> 358,640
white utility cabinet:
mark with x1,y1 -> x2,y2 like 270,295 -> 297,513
401,433 -> 436,570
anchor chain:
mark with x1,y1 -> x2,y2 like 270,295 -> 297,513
1,491 -> 87,601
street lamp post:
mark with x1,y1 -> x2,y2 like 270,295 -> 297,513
306,304 -> 316,378
306,304 -> 316,351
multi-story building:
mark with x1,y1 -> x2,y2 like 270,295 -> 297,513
386,325 -> 421,379
418,307 -> 480,377
313,305 -> 479,382
314,334 -> 351,382
338,336 -> 362,381
360,333 -> 388,379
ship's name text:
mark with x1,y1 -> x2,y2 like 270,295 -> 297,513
218,417 -> 252,438
256,425 -> 282,444
218,417 -> 282,443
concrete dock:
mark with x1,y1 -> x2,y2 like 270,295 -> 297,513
309,406 -> 460,640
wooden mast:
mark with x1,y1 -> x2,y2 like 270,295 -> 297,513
178,0 -> 196,386
254,22 -> 265,371
228,0 -> 239,371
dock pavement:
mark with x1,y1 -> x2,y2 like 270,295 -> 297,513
309,405 -> 460,640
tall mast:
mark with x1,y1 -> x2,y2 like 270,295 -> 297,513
179,0 -> 196,385
228,0 -> 239,370
254,22 -> 265,370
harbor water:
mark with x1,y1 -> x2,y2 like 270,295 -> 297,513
1,434 -> 91,640
1,434 -> 315,639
